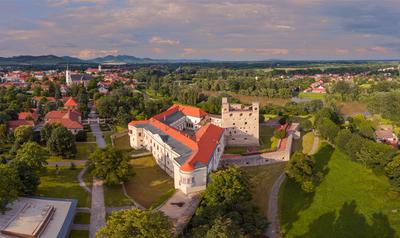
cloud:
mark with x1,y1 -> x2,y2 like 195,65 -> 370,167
255,48 -> 289,55
75,49 -> 119,59
149,36 -> 180,46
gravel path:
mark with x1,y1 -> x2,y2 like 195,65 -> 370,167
89,177 -> 106,238
309,134 -> 320,155
265,172 -> 286,238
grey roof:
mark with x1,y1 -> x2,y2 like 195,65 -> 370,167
135,122 -> 193,166
160,110 -> 186,125
71,74 -> 93,81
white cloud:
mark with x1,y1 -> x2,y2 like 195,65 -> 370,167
149,36 -> 180,46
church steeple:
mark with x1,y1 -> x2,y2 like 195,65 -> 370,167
66,65 -> 72,85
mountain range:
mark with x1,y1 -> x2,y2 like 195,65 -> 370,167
0,55 -> 210,65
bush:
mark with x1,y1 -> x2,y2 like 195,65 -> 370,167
274,129 -> 286,139
75,130 -> 87,142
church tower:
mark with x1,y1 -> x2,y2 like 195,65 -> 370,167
66,65 -> 72,85
98,64 -> 102,72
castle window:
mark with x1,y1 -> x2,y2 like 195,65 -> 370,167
245,122 -> 247,125
233,123 -> 235,125
129,130 -> 132,134
230,113 -> 233,117
244,138 -> 247,140
138,132 -> 141,136
249,113 -> 252,116
240,113 -> 243,116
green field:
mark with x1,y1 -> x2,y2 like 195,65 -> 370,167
104,184 -> 133,207
298,92 -> 326,100
73,212 -> 91,224
37,166 -> 91,207
124,156 -> 174,208
279,144 -> 400,237
68,230 -> 89,238
302,132 -> 316,155
75,143 -> 97,159
112,134 -> 132,151
243,162 -> 286,216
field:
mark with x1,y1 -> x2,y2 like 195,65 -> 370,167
68,230 -> 89,238
124,156 -> 174,208
243,162 -> 286,216
104,184 -> 133,207
75,143 -> 97,159
298,92 -> 326,100
336,101 -> 368,116
112,133 -> 132,151
203,90 -> 290,107
73,212 -> 90,224
37,166 -> 91,207
302,132 -> 315,155
279,144 -> 400,237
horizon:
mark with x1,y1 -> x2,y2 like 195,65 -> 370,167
1,0 -> 399,60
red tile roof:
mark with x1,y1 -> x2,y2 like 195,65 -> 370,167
8,120 -> 34,131
64,97 -> 78,107
153,104 -> 207,120
33,96 -> 56,103
45,109 -> 82,129
18,111 -> 38,121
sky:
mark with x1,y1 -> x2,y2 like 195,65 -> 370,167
0,0 -> 399,60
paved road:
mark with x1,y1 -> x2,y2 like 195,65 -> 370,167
88,120 -> 106,238
266,172 -> 286,238
89,178 -> 106,238
90,122 -> 106,148
78,166 -> 91,193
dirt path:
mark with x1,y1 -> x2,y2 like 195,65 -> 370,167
89,178 -> 106,238
310,134 -> 320,155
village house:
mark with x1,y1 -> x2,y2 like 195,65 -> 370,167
375,125 -> 398,147
44,109 -> 83,135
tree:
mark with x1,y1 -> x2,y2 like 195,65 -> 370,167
317,118 -> 339,142
47,126 -> 77,158
97,209 -> 173,238
191,166 -> 268,236
286,152 -> 317,192
202,166 -> 251,207
0,164 -> 21,213
274,129 -> 287,139
0,124 -> 8,143
15,141 -> 48,170
335,129 -> 352,151
40,124 -> 57,144
88,146 -> 133,185
385,157 -> 400,190
193,217 -> 244,238
10,160 -> 40,195
14,125 -> 33,145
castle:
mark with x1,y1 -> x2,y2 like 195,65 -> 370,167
210,97 -> 259,146
128,98 -> 259,194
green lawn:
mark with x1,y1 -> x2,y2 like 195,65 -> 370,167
73,212 -> 91,224
124,156 -> 174,208
112,134 -> 132,151
243,162 -> 286,216
279,144 -> 400,237
258,125 -> 275,150
224,146 -> 248,154
75,143 -> 97,159
302,132 -> 315,155
103,131 -> 113,145
86,132 -> 96,142
37,166 -> 91,207
298,92 -> 326,100
104,184 -> 133,207
68,230 -> 89,238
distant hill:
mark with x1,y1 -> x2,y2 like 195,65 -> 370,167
0,55 -> 88,65
0,54 -> 212,65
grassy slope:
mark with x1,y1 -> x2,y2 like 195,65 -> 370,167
302,132 -> 315,155
104,184 -> 133,207
124,156 -> 174,208
279,144 -> 400,238
243,162 -> 286,216
37,166 -> 91,207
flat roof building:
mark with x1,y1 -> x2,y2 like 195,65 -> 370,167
0,197 -> 77,238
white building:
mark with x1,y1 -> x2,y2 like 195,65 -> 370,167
128,104 -> 225,194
